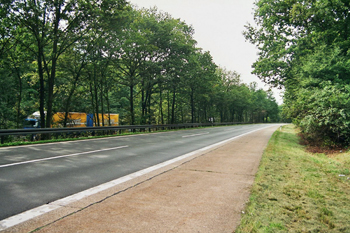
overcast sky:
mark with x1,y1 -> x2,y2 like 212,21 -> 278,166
130,0 -> 283,104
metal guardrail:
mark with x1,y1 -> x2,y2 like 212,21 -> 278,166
0,122 -> 246,144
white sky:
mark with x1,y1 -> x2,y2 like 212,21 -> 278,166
130,0 -> 283,104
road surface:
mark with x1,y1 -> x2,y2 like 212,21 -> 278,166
0,124 -> 274,221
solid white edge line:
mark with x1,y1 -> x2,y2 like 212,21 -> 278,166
0,125 -> 275,231
0,146 -> 129,168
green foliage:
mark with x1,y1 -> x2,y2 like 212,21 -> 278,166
287,82 -> 350,147
245,0 -> 350,147
0,2 -> 280,131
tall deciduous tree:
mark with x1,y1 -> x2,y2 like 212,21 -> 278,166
0,3 -> 280,131
1,0 -> 128,129
245,0 -> 350,146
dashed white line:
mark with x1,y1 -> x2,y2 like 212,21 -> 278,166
182,132 -> 209,138
0,146 -> 129,168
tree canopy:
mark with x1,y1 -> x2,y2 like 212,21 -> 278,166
0,0 -> 280,130
245,0 -> 350,147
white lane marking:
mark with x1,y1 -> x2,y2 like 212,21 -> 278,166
0,124 -> 279,231
224,127 -> 242,131
182,132 -> 209,138
0,146 -> 129,168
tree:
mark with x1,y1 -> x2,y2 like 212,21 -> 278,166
215,67 -> 241,122
0,3 -> 280,131
180,50 -> 217,123
54,45 -> 89,127
1,0 -> 128,129
113,7 -> 197,125
245,0 -> 350,146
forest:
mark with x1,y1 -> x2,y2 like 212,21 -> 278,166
245,0 -> 350,147
0,0 -> 280,130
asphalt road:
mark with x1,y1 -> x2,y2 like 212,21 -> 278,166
0,124 -> 275,221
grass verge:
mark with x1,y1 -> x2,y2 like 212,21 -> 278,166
236,124 -> 350,233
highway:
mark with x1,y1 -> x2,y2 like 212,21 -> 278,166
0,124 -> 275,221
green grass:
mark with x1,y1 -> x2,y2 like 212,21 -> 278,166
236,125 -> 350,233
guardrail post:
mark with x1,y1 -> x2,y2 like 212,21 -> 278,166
1,136 -> 4,144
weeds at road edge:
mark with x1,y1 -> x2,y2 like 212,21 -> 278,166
236,124 -> 350,232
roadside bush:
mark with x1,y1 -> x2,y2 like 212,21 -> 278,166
293,82 -> 350,148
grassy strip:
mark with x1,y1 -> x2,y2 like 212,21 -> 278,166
236,124 -> 350,232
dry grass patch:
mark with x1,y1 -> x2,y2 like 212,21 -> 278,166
236,124 -> 350,233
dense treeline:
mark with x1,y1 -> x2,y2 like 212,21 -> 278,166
245,0 -> 350,147
0,0 -> 279,129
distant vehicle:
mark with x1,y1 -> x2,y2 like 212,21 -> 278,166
24,112 -> 119,128
23,112 -> 41,129
23,118 -> 41,129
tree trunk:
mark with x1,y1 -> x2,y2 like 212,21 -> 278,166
171,87 -> 176,124
14,66 -> 22,129
148,89 -> 152,124
167,91 -> 170,124
105,90 -> 111,126
141,88 -> 146,124
46,2 -> 61,130
231,108 -> 235,122
37,47 -> 46,129
89,81 -> 95,125
159,88 -> 164,125
190,88 -> 195,123
100,78 -> 105,126
130,84 -> 135,125
93,67 -> 100,126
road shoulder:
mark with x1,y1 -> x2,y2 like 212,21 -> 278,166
4,125 -> 280,233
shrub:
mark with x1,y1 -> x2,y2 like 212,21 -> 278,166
292,82 -> 350,147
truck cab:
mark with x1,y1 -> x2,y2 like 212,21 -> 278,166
23,118 -> 40,129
